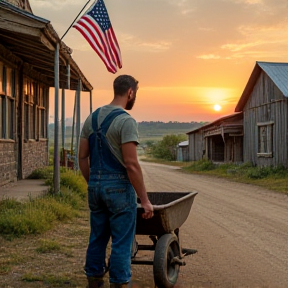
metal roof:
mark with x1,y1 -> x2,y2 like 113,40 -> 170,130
235,62 -> 288,112
178,140 -> 188,147
0,1 -> 93,91
187,112 -> 243,135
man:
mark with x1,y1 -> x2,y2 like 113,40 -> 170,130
78,75 -> 154,288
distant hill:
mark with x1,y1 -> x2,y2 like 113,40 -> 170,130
48,120 -> 208,144
137,121 -> 206,142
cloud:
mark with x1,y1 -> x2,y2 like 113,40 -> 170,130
221,41 -> 265,52
30,0 -> 81,10
168,0 -> 195,15
120,34 -> 171,52
197,54 -> 221,60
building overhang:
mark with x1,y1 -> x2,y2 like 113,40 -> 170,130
0,1 -> 93,91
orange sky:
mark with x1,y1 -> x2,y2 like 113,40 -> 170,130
30,0 -> 288,123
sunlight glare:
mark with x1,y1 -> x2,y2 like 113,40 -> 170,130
214,104 -> 222,111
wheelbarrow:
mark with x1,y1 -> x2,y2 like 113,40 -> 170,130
132,191 -> 198,288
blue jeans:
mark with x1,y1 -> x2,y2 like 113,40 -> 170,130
85,177 -> 137,284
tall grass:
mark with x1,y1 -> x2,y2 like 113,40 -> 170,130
0,167 -> 87,238
183,160 -> 288,193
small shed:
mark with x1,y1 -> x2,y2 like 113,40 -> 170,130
0,0 -> 93,187
176,140 -> 189,162
187,113 -> 243,163
235,61 -> 288,167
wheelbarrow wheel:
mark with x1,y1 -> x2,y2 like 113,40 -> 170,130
153,233 -> 180,288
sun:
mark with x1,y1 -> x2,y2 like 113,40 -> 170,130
214,104 -> 222,111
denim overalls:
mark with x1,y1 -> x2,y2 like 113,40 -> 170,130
85,108 -> 137,284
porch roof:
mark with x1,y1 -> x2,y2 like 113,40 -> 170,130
0,1 -> 93,91
187,112 -> 243,135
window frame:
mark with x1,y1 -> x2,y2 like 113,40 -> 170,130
257,121 -> 273,158
0,61 -> 16,140
24,77 -> 48,141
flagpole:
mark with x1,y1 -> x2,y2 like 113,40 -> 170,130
61,0 -> 92,40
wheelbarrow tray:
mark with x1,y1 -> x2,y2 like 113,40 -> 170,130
136,191 -> 197,236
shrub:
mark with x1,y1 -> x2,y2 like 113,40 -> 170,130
185,159 -> 216,171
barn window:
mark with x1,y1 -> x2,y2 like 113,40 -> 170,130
0,62 -> 15,140
257,121 -> 273,157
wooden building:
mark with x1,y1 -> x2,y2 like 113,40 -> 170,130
176,140 -> 189,162
235,61 -> 288,167
0,0 -> 92,187
187,113 -> 243,163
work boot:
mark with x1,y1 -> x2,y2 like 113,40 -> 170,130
110,282 -> 129,288
87,276 -> 104,288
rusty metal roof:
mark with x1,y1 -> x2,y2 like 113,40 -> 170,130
187,112 -> 243,135
235,62 -> 288,112
0,1 -> 93,91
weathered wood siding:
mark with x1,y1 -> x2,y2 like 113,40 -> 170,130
224,136 -> 243,163
243,71 -> 288,167
188,131 -> 203,161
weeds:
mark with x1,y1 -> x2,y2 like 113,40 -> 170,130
22,273 -> 76,286
0,166 -> 87,239
184,159 -> 216,171
36,239 -> 61,253
182,160 -> 288,194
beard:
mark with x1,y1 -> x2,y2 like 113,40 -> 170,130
125,97 -> 136,110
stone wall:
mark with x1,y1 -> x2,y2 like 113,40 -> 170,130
0,141 -> 17,186
22,140 -> 48,179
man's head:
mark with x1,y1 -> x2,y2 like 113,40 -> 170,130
113,75 -> 139,110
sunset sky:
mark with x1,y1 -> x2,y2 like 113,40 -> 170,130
30,0 -> 288,123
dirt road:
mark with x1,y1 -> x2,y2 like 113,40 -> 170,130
134,161 -> 288,288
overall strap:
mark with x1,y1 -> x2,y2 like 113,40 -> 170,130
91,107 -> 128,134
100,108 -> 128,135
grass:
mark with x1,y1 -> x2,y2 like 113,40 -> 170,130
36,239 -> 61,253
141,156 -> 288,194
22,273 -> 77,286
182,159 -> 288,194
0,167 -> 87,239
0,165 -> 91,287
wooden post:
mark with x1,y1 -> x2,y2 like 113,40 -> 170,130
53,43 -> 60,194
74,79 -> 82,170
61,88 -> 65,150
90,90 -> 92,114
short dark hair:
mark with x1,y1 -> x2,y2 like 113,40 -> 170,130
113,75 -> 138,96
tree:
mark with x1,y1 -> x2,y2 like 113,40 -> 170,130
150,134 -> 187,161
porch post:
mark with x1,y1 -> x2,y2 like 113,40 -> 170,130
90,90 -> 92,114
74,79 -> 82,170
71,91 -> 76,157
61,88 -> 65,149
53,42 -> 60,194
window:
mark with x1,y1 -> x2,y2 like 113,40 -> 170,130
38,86 -> 48,138
24,77 -> 48,140
0,62 -> 15,140
257,121 -> 273,157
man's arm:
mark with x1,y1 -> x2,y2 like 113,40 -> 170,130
78,138 -> 90,183
122,142 -> 153,219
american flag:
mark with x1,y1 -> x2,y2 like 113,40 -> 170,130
73,0 -> 122,74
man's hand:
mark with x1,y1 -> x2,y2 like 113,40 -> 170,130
141,200 -> 154,219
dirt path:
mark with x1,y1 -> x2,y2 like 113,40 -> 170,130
136,161 -> 288,288
1,162 -> 288,288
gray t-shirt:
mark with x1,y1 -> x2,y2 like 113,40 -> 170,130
80,105 -> 139,166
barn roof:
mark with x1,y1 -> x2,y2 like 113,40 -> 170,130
235,62 -> 288,112
186,112 -> 243,135
0,1 -> 93,91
